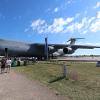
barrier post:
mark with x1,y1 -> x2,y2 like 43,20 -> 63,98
63,65 -> 67,77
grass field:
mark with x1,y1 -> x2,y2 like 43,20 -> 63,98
12,61 -> 100,100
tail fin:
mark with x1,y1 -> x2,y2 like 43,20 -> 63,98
67,38 -> 85,45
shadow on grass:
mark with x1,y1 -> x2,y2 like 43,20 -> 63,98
11,63 -> 36,67
11,65 -> 22,67
49,76 -> 65,83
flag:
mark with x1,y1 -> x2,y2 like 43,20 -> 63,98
44,37 -> 47,55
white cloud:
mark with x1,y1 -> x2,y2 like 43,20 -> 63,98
84,42 -> 100,45
97,11 -> 100,18
75,13 -> 80,18
81,30 -> 88,34
45,8 -> 50,12
14,17 -> 16,19
65,0 -> 72,5
38,29 -> 44,34
30,19 -> 45,30
63,41 -> 70,44
94,2 -> 100,8
85,42 -> 93,45
65,24 -> 75,33
90,19 -> 100,32
88,17 -> 95,23
45,17 -> 74,33
90,11 -> 100,32
75,22 -> 83,30
19,16 -> 21,18
76,42 -> 82,45
37,24 -> 47,34
84,17 -> 95,29
84,11 -> 87,14
95,43 -> 100,45
54,7 -> 59,12
63,17 -> 87,33
61,4 -> 63,8
25,28 -> 29,32
30,16 -> 96,35
82,17 -> 87,23
51,26 -> 63,33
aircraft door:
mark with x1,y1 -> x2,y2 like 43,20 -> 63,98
5,48 -> 8,58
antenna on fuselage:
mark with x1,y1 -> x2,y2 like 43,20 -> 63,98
67,38 -> 85,45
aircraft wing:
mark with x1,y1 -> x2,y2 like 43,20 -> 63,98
71,44 -> 100,50
37,43 -> 100,49
37,43 -> 70,49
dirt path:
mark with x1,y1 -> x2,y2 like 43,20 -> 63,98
0,69 -> 68,100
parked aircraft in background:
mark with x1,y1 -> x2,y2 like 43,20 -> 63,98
0,38 -> 100,59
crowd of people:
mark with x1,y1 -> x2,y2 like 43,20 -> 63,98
0,58 -> 13,74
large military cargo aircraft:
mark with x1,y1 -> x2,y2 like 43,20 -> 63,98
0,38 -> 100,58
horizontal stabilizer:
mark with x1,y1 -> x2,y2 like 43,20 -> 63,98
67,38 -> 85,45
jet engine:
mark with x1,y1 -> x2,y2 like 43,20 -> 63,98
63,47 -> 75,54
48,46 -> 57,53
53,47 -> 75,56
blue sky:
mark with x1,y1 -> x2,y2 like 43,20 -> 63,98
0,0 -> 100,55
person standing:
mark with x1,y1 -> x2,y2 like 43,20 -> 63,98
1,58 -> 6,74
27,57 -> 29,63
6,58 -> 12,73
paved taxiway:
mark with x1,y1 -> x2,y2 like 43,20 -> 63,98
0,69 -> 67,100
50,57 -> 100,63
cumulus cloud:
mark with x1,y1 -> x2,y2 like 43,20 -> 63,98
88,17 -> 95,23
54,7 -> 59,12
63,41 -> 70,44
45,17 -> 74,33
25,28 -> 29,32
97,11 -> 100,18
90,11 -> 100,32
93,2 -> 100,8
76,42 -> 100,45
81,30 -> 88,34
65,0 -> 72,5
90,19 -> 100,32
95,43 -> 100,45
38,24 -> 47,34
83,17 -> 95,29
14,17 -> 16,19
84,11 -> 87,14
85,42 -> 93,45
19,16 -> 21,18
75,13 -> 80,18
30,12 -> 100,35
30,19 -> 45,30
30,17 -> 75,34
76,42 -> 82,45
29,13 -> 100,35
63,17 -> 87,33
85,42 -> 100,45
45,8 -> 50,12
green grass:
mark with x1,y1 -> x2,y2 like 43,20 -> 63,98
12,61 -> 100,100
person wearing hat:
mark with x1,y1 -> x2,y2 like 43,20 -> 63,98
1,58 -> 6,73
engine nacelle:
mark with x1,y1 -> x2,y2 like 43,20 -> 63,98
48,46 -> 57,53
63,47 -> 75,54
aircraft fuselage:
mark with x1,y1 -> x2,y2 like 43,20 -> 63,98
0,39 -> 45,57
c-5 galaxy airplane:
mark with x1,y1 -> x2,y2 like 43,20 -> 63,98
0,38 -> 100,58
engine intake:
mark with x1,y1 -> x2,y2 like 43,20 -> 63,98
63,47 -> 75,54
48,46 -> 57,53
